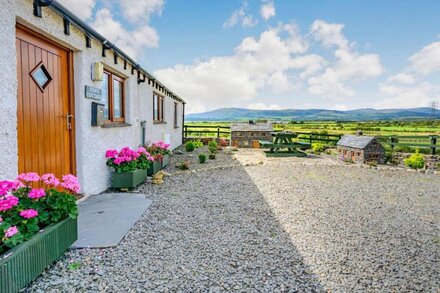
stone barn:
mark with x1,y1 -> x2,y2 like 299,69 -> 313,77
337,134 -> 385,164
231,122 -> 273,148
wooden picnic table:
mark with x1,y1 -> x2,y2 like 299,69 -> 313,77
259,131 -> 311,157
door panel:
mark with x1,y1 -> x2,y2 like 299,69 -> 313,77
16,27 -> 74,178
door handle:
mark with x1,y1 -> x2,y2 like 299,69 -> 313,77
66,113 -> 74,130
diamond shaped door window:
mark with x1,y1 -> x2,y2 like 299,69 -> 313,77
30,62 -> 52,92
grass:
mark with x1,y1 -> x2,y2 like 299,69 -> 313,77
185,120 -> 440,137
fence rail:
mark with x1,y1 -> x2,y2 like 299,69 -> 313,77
183,125 -> 438,154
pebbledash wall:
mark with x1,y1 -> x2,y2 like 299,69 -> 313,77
0,0 -> 185,195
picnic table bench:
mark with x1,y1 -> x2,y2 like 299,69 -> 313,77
260,132 -> 311,157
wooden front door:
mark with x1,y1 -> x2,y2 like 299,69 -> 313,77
16,26 -> 75,178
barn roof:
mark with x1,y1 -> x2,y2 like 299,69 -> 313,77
231,123 -> 273,132
337,135 -> 376,149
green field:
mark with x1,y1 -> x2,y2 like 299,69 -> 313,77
185,120 -> 440,137
184,121 -> 440,154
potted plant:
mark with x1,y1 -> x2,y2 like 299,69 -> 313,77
0,172 -> 79,293
146,141 -> 171,170
105,147 -> 154,189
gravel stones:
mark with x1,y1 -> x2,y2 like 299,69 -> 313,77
25,150 -> 439,292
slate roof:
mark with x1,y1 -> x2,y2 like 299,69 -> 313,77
231,123 -> 273,132
337,135 -> 376,149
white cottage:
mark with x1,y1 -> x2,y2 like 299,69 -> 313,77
0,0 -> 185,195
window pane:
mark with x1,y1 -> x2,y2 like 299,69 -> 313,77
160,97 -> 164,121
100,73 -> 109,120
113,80 -> 123,118
153,95 -> 158,120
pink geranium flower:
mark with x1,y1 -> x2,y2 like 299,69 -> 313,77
0,194 -> 19,212
105,149 -> 118,158
41,173 -> 60,187
61,174 -> 80,193
20,209 -> 39,219
0,180 -> 23,196
17,172 -> 40,183
4,226 -> 18,238
28,188 -> 46,199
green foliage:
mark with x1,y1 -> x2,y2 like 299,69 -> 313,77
198,153 -> 207,163
404,150 -> 425,169
311,143 -> 327,154
367,161 -> 377,167
209,154 -> 216,160
1,182 -> 79,254
185,141 -> 195,152
176,160 -> 190,170
68,261 -> 82,270
192,139 -> 204,148
208,140 -> 218,154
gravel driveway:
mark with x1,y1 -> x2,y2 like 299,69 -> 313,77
26,149 -> 440,292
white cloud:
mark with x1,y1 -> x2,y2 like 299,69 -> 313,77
248,103 -> 282,110
156,19 -> 386,112
409,41 -> 440,75
388,73 -> 415,84
242,15 -> 259,28
155,25 -> 315,113
260,1 -> 276,21
310,19 -> 349,50
377,82 -> 436,108
119,0 -> 164,23
223,0 -> 258,28
332,104 -> 349,111
307,20 -> 383,97
58,0 -> 96,20
91,9 -> 159,58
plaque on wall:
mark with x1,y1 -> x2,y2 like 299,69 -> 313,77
85,85 -> 102,100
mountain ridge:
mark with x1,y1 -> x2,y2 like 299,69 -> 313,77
186,107 -> 436,121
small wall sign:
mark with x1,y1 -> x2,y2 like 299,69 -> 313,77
85,85 -> 102,100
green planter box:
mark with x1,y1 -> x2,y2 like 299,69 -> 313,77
111,169 -> 148,189
147,160 -> 162,176
0,217 -> 78,293
162,154 -> 170,168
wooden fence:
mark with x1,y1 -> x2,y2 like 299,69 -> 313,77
183,125 -> 438,154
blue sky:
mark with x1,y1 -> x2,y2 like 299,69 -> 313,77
60,0 -> 440,113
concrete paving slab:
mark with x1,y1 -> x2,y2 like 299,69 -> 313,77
72,193 -> 152,248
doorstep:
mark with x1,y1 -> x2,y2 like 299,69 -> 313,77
72,193 -> 152,248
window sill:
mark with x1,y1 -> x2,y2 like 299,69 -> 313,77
101,122 -> 132,128
153,121 -> 167,125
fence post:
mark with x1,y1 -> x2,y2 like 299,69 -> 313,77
217,127 -> 220,139
390,136 -> 395,151
430,135 -> 437,155
309,133 -> 312,143
184,125 -> 187,139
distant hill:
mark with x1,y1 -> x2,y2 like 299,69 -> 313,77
185,107 -> 436,121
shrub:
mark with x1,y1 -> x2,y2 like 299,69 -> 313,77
404,150 -> 425,169
0,173 -> 79,254
208,140 -> 218,154
192,139 -> 204,148
176,160 -> 190,170
106,147 -> 154,173
209,154 -> 216,160
198,153 -> 207,163
185,141 -> 195,152
311,143 -> 327,154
